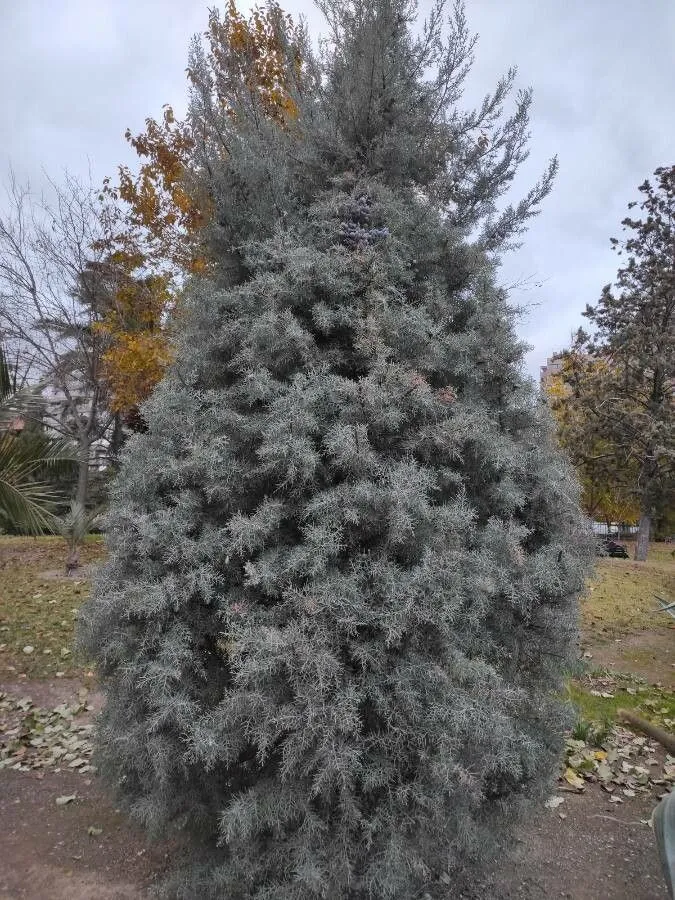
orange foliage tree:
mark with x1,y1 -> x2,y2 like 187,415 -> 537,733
95,1 -> 303,422
544,352 -> 640,528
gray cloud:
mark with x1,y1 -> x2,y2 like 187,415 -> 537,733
2,0 -> 672,378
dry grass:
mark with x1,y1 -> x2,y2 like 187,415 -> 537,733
0,536 -> 105,679
1,535 -> 673,685
581,542 -> 675,639
575,541 -> 675,721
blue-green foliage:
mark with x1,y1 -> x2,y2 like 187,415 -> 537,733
79,2 -> 593,896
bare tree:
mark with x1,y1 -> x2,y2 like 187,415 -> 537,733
0,170 -> 118,508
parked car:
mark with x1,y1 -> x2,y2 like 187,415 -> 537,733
598,538 -> 629,559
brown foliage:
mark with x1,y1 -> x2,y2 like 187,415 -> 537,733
95,2 -> 302,420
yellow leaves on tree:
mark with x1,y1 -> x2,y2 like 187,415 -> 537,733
544,353 -> 640,526
116,108 -> 208,276
204,0 -> 303,127
93,269 -> 172,416
97,2 -> 303,421
103,332 -> 171,416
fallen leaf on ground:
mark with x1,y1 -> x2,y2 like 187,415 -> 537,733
564,768 -> 585,790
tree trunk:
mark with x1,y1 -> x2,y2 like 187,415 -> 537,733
108,413 -> 126,463
634,513 -> 651,561
618,709 -> 675,755
75,446 -> 90,510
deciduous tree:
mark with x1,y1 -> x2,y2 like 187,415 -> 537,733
96,1 -> 305,420
570,166 -> 674,560
0,172 -> 117,509
543,353 -> 640,529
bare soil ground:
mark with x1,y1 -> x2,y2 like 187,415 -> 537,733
1,538 -> 673,898
0,768 -> 167,900
1,743 -> 667,900
470,786 -> 668,899
584,629 -> 675,690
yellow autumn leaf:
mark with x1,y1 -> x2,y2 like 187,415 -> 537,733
97,0 -> 303,420
564,768 -> 585,790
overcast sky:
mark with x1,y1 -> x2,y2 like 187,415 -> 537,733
2,0 -> 673,379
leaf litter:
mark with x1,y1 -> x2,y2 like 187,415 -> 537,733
2,682 -> 672,820
559,726 -> 673,799
551,724 -> 674,819
0,688 -> 96,775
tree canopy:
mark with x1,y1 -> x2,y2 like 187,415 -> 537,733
80,2 -> 592,896
558,165 -> 674,558
543,353 -> 641,528
94,1 -> 306,421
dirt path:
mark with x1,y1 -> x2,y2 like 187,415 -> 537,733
469,787 -> 668,899
0,768 -> 169,900
1,735 -> 669,899
1,676 -> 672,899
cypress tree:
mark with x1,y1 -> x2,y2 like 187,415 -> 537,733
80,2 -> 593,896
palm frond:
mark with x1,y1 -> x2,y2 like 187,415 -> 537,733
0,344 -> 46,429
57,500 -> 101,550
0,431 -> 77,477
0,352 -> 78,534
0,466 -> 62,535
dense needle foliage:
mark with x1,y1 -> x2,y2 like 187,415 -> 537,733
80,2 -> 593,896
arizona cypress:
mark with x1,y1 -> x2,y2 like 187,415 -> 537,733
80,2 -> 593,897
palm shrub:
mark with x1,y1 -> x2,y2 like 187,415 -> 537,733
79,1 -> 594,897
58,500 -> 101,572
0,344 -> 76,535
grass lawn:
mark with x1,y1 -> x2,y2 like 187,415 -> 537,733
568,540 -> 674,733
577,541 -> 674,695
568,673 -> 675,732
1,535 -> 673,733
0,535 -> 105,679
582,542 -> 675,637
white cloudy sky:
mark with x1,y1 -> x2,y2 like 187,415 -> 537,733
2,0 -> 673,378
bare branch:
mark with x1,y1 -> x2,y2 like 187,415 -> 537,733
0,169 -> 117,507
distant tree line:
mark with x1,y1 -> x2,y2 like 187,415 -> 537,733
545,165 -> 674,559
